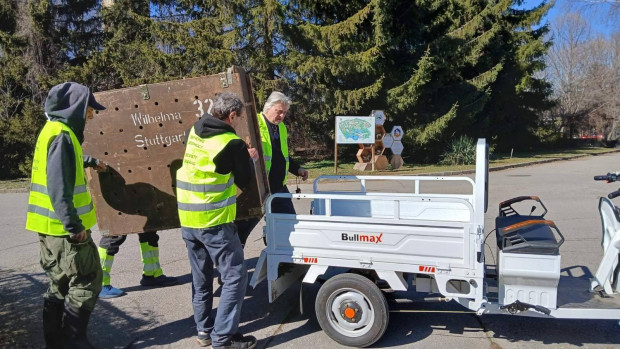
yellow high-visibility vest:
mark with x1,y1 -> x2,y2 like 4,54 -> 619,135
25,121 -> 96,235
176,127 -> 240,228
257,112 -> 289,186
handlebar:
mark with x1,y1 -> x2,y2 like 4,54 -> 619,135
594,173 -> 620,182
594,173 -> 620,199
609,189 -> 620,199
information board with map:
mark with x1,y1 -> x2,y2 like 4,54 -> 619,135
335,116 -> 375,144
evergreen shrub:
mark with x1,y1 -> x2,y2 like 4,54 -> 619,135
440,135 -> 476,166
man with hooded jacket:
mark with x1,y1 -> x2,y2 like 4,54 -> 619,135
26,82 -> 107,348
177,92 -> 258,348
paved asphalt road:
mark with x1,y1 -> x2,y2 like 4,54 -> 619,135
2,152 -> 620,348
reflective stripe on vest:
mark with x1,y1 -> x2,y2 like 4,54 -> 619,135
176,127 -> 240,228
257,112 -> 289,186
25,121 -> 96,235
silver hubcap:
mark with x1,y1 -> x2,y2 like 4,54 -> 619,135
326,288 -> 374,337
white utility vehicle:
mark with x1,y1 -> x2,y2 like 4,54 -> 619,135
250,139 -> 620,347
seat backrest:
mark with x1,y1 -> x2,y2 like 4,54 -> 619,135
599,197 -> 620,253
597,197 -> 620,292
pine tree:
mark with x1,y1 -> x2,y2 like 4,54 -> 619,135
478,1 -> 555,151
277,0 -> 554,160
0,1 -> 46,178
234,0 -> 287,102
0,0 -> 26,121
0,0 -> 556,178
78,0 -> 240,90
278,0 -> 386,150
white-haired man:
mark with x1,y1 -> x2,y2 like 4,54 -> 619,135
235,91 -> 308,246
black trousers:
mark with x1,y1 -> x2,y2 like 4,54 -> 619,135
234,186 -> 296,246
98,231 -> 159,256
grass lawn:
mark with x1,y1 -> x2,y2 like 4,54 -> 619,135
0,178 -> 30,192
2,147 -> 618,192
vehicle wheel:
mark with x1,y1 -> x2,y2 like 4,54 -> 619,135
315,273 -> 389,347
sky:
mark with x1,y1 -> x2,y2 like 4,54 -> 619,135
520,0 -> 619,37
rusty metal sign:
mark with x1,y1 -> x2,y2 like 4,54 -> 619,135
83,66 -> 269,236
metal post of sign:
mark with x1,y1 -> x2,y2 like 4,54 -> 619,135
371,144 -> 375,171
334,140 -> 338,174
334,117 -> 339,174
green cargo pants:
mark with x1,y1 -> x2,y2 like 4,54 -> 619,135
39,232 -> 102,311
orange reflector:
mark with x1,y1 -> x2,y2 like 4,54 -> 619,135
344,308 -> 355,319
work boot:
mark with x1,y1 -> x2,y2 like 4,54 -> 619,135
99,285 -> 125,299
196,331 -> 212,347
213,333 -> 257,349
43,299 -> 64,349
62,305 -> 94,349
140,274 -> 178,287
139,242 -> 178,287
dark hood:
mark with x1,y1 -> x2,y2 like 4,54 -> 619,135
193,113 -> 237,138
44,82 -> 91,144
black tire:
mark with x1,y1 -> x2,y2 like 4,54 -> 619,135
315,273 -> 389,348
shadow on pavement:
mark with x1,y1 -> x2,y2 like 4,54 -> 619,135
0,268 -> 152,349
481,314 -> 620,346
114,315 -> 196,348
479,266 -> 620,346
118,272 -> 192,295
378,284 -> 620,348
0,270 -> 46,348
113,254 -> 311,347
253,276 -> 620,348
258,282 -> 323,348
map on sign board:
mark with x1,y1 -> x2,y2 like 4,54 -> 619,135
335,116 -> 375,144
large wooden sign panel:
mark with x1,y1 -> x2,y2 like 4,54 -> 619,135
83,66 -> 269,236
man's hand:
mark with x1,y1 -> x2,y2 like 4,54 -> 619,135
94,161 -> 108,172
248,148 -> 259,161
298,167 -> 309,181
70,230 -> 88,242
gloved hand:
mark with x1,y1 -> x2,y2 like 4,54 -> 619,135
94,160 -> 108,172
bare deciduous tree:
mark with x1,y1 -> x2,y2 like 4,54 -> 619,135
568,0 -> 620,27
547,13 -> 592,138
546,9 -> 619,143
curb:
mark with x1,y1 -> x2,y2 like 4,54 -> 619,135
421,149 -> 620,177
0,187 -> 29,194
286,149 -> 620,183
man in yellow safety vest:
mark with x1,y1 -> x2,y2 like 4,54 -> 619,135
177,92 -> 259,349
25,82 -> 107,348
235,91 -> 308,246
